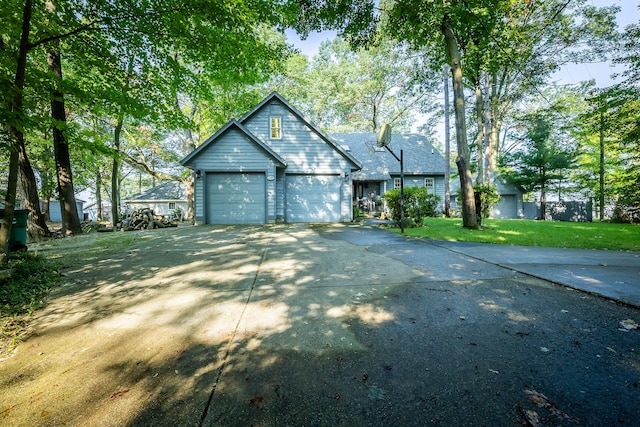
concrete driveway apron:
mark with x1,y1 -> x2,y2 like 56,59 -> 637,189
1,224 -> 638,426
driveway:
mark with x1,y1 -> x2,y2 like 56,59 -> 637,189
1,224 -> 639,426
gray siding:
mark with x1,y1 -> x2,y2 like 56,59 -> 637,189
244,102 -> 351,174
189,128 -> 280,223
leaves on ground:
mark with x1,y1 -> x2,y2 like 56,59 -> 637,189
367,385 -> 386,401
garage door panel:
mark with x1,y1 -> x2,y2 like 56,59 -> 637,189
207,173 -> 265,224
286,175 -> 341,222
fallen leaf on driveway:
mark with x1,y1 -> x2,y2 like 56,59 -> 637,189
525,389 -> 578,423
110,389 -> 130,399
249,395 -> 263,405
619,319 -> 639,331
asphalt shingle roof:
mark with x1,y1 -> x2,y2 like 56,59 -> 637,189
331,133 -> 446,181
125,181 -> 186,202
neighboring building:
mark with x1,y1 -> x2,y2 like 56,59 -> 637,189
123,181 -> 188,218
41,200 -> 85,222
450,174 -> 525,219
181,92 -> 446,224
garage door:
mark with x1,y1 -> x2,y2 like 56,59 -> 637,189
286,174 -> 341,222
492,195 -> 516,219
206,173 -> 266,224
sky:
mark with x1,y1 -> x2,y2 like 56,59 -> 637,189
285,0 -> 640,88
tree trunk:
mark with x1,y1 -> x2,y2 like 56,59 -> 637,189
18,140 -> 51,237
112,117 -> 123,225
443,65 -> 451,218
441,19 -> 477,229
47,43 -> 82,235
483,72 -> 492,184
96,169 -> 103,221
1,0 -> 33,263
474,79 -> 484,186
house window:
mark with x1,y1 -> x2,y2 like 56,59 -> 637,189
425,178 -> 434,193
169,202 -> 176,210
270,117 -> 282,139
394,178 -> 401,189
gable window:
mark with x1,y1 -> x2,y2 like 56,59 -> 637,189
169,202 -> 176,210
394,178 -> 401,189
270,117 -> 282,139
424,178 -> 434,193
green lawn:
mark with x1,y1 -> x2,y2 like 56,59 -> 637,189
396,218 -> 640,252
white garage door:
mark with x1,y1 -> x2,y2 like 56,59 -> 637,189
206,173 -> 266,224
286,174 -> 341,222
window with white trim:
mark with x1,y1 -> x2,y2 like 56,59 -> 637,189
270,117 -> 282,139
424,178 -> 434,193
394,178 -> 401,189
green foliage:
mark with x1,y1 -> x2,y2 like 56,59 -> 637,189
0,253 -> 59,316
267,37 -> 438,133
353,205 -> 363,220
473,184 -> 501,219
1,252 -> 60,357
501,111 -> 576,198
384,187 -> 440,227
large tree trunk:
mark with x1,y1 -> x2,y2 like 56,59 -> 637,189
1,0 -> 33,263
474,79 -> 484,185
96,169 -> 103,221
111,117 -> 123,225
443,65 -> 451,218
47,44 -> 82,235
18,140 -> 51,237
441,19 -> 477,229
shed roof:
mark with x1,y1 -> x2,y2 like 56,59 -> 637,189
124,181 -> 187,202
331,133 -> 447,181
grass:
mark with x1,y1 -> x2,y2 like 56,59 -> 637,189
0,252 -> 61,359
397,218 -> 640,252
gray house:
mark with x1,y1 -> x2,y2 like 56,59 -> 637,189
123,181 -> 188,218
332,133 -> 446,212
181,92 -> 446,224
181,92 -> 361,224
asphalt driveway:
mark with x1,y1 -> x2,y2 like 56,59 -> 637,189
1,224 -> 639,426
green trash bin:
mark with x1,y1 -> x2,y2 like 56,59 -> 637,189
0,209 -> 29,251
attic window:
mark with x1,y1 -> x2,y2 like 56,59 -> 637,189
270,117 -> 282,139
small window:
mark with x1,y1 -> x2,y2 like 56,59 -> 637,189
169,202 -> 176,210
394,178 -> 401,189
425,178 -> 434,192
270,117 -> 282,139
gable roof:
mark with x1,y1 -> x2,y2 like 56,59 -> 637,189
331,133 -> 446,181
180,119 -> 287,167
239,91 -> 362,170
124,181 -> 187,202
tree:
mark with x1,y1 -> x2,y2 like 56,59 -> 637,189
2,0 -> 291,253
501,112 -> 576,219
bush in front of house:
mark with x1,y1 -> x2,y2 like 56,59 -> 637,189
455,184 -> 500,219
383,187 -> 441,227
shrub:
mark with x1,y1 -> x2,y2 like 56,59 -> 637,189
384,187 -> 441,227
456,184 -> 500,219
612,203 -> 640,224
